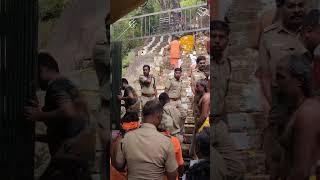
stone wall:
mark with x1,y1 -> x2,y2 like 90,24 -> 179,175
224,0 -> 275,176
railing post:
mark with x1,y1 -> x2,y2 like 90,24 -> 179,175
111,42 -> 122,130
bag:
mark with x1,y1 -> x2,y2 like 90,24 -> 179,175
185,160 -> 210,180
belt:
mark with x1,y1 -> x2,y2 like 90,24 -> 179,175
170,97 -> 181,101
141,93 -> 155,97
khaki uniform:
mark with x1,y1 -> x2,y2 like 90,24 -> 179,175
139,75 -> 156,107
211,120 -> 245,180
162,102 -> 182,135
259,22 -> 308,179
115,123 -> 178,180
189,69 -> 207,157
210,56 -> 232,117
165,78 -> 187,133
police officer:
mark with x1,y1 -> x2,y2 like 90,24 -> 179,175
257,0 -> 309,178
165,68 -> 187,135
139,65 -> 157,108
112,100 -> 178,180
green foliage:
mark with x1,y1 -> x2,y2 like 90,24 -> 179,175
180,0 -> 206,7
39,0 -> 70,21
122,50 -> 136,75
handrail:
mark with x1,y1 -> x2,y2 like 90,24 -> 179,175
117,3 -> 207,22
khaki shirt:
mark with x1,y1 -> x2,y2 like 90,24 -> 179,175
191,68 -> 207,89
115,123 -> 178,180
210,56 -> 232,116
139,74 -> 156,95
162,102 -> 182,135
259,22 -> 308,87
165,78 -> 183,99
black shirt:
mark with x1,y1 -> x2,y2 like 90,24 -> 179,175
123,86 -> 138,107
42,77 -> 89,156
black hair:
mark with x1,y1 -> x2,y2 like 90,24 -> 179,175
122,78 -> 129,84
143,65 -> 150,70
196,56 -> 206,64
38,52 -> 59,72
174,68 -> 182,72
158,92 -> 170,106
196,128 -> 210,157
142,100 -> 163,117
121,112 -> 139,123
210,20 -> 230,35
302,9 -> 320,28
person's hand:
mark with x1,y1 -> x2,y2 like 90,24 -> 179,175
117,95 -> 122,101
24,100 -> 42,121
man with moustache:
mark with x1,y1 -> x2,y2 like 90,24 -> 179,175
210,20 -> 232,125
165,68 -> 187,135
139,65 -> 157,108
257,0 -> 309,178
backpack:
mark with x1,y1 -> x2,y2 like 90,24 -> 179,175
185,160 -> 210,180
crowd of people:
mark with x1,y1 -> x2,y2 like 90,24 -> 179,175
109,18 -> 246,179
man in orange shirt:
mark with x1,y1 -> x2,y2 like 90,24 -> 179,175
168,36 -> 181,69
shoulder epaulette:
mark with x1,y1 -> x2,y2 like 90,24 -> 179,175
263,23 -> 279,33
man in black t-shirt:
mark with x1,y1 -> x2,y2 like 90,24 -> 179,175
118,78 -> 139,114
24,53 -> 94,180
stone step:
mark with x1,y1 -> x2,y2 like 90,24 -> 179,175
244,175 -> 270,180
184,134 -> 193,144
182,143 -> 190,157
185,117 -> 195,124
184,124 -> 195,134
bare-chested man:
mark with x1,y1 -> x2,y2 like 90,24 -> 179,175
194,79 -> 210,133
189,79 -> 210,158
275,54 -> 320,180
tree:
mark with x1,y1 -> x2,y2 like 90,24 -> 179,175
171,0 -> 181,31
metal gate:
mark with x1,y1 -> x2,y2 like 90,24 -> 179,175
0,0 -> 38,179
110,42 -> 122,130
